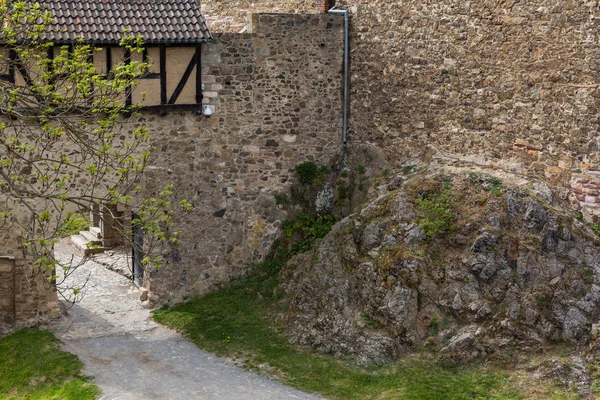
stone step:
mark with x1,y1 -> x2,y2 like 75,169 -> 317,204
79,230 -> 102,243
70,234 -> 106,255
89,226 -> 102,237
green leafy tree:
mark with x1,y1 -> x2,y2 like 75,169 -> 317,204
0,1 -> 192,303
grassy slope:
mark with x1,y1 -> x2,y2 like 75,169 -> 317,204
153,270 -> 578,400
0,329 -> 100,400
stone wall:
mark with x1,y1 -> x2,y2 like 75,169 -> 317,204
201,0 -> 321,32
198,1 -> 600,220
335,0 -> 600,219
0,199 -> 59,335
140,13 -> 344,301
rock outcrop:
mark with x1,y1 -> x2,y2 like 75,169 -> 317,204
280,171 -> 600,366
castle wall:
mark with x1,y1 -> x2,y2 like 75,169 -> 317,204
334,0 -> 600,210
0,199 -> 59,335
198,1 -> 600,220
140,13 -> 344,301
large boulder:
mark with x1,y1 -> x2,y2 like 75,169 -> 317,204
279,172 -> 600,365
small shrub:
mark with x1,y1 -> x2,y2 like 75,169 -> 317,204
283,213 -> 335,239
295,162 -> 319,185
486,177 -> 503,196
583,268 -> 594,284
290,184 -> 310,208
381,169 -> 390,177
357,164 -> 366,175
57,212 -> 90,237
592,381 -> 600,394
430,315 -> 439,335
282,213 -> 336,254
416,189 -> 456,239
262,246 -> 291,272
592,224 -> 600,237
337,183 -> 348,199
403,165 -> 416,175
487,177 -> 503,188
359,312 -> 379,329
536,296 -> 548,309
274,193 -> 290,205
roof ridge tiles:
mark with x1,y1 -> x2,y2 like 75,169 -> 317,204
24,0 -> 212,44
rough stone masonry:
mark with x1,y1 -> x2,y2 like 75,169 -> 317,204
11,0 -> 600,326
138,14 -> 344,302
200,0 -> 600,219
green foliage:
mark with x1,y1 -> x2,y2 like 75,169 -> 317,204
591,380 -> 600,394
583,268 -> 594,284
282,213 -> 335,239
0,329 -> 100,399
337,182 -> 348,200
592,224 -> 600,237
359,312 -> 380,329
56,212 -> 90,238
536,296 -> 548,309
487,177 -> 503,197
282,212 -> 335,254
430,315 -> 439,335
295,162 -> 329,185
381,169 -> 390,177
469,173 -> 503,196
260,246 -> 292,273
403,165 -> 417,174
285,161 -> 332,211
416,189 -> 456,239
357,164 -> 366,175
274,193 -> 290,205
153,274 -> 526,399
289,183 -> 310,209
0,3 -> 193,296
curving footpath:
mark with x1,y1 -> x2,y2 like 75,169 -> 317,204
51,241 -> 320,400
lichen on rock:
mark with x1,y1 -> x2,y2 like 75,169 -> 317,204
278,167 -> 600,368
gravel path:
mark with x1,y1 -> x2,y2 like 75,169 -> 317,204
50,240 -> 320,400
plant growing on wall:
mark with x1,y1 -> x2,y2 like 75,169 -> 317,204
0,2 -> 191,303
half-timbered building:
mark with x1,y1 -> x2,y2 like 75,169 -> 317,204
3,0 -> 213,112
1,0 -> 346,332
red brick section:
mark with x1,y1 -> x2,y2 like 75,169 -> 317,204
572,172 -> 600,205
321,0 -> 333,12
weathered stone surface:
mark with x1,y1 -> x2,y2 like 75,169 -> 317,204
279,171 -> 600,364
0,202 -> 59,335
199,0 -> 600,219
137,14 -> 344,303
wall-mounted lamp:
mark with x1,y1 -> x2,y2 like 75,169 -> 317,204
202,105 -> 213,118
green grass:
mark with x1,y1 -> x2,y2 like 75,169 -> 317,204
153,270 -> 527,399
0,329 -> 100,399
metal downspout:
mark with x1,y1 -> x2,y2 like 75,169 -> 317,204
328,7 -> 349,144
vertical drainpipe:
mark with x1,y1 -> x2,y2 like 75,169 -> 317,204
328,7 -> 349,144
